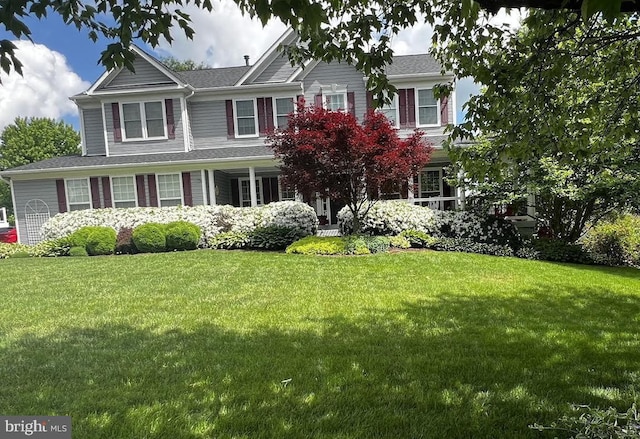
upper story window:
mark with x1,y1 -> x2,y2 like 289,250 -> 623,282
121,101 -> 167,140
157,173 -> 183,207
379,96 -> 399,127
66,178 -> 91,211
417,89 -> 439,126
111,176 -> 137,208
274,98 -> 295,129
234,99 -> 258,137
324,92 -> 347,112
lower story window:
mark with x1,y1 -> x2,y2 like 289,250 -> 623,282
419,169 -> 443,198
66,178 -> 91,211
239,179 -> 263,207
278,177 -> 296,201
157,174 -> 183,207
111,176 -> 137,208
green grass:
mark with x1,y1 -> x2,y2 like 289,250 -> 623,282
1,250 -> 639,438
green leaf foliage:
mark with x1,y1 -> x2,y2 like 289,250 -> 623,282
85,227 -> 117,256
165,221 -> 201,251
132,223 -> 167,253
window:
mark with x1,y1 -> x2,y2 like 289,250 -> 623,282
66,178 -> 91,211
278,177 -> 296,201
157,174 -> 183,207
121,101 -> 166,140
111,176 -> 137,208
324,93 -> 347,112
379,96 -> 399,127
275,98 -> 295,129
417,89 -> 439,126
239,179 -> 263,207
235,100 -> 257,136
419,169 -> 442,198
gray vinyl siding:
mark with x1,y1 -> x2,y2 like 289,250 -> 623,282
214,171 -> 231,205
104,100 -> 185,156
83,108 -> 106,156
101,57 -> 175,89
12,179 -> 60,244
254,54 -> 297,83
302,62 -> 368,121
189,100 -> 229,149
190,171 -> 205,206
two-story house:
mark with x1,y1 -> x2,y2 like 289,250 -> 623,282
0,29 -> 460,244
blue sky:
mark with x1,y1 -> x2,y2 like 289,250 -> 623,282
0,3 -> 482,132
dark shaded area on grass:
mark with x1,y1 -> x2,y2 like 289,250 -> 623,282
1,287 -> 639,439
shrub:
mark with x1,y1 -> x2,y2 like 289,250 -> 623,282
389,235 -> 411,249
132,223 -> 166,253
338,201 -> 438,236
525,238 -> 593,264
165,221 -> 201,251
69,226 -> 104,248
363,236 -> 390,254
428,237 -> 515,257
286,236 -> 347,255
249,226 -> 306,250
400,229 -> 436,248
435,210 -> 522,248
581,214 -> 640,267
9,251 -> 32,259
115,228 -> 137,255
31,237 -> 72,257
208,232 -> 250,250
344,236 -> 371,255
85,227 -> 117,256
69,246 -> 89,257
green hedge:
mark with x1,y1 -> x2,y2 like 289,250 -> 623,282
85,227 -> 117,256
132,223 -> 167,253
165,221 -> 201,251
581,214 -> 640,267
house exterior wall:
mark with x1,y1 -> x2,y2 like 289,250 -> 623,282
214,171 -> 231,205
12,179 -> 60,244
189,100 -> 229,149
254,54 -> 297,83
101,57 -> 175,89
103,98 -> 185,156
83,108 -> 106,156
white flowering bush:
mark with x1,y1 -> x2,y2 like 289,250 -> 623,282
40,202 -> 318,248
435,211 -> 521,247
338,201 -> 438,235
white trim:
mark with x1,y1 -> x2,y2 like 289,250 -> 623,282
101,103 -> 111,157
277,176 -> 296,201
110,175 -> 139,208
89,85 -> 186,97
79,108 -> 87,156
156,173 -> 184,207
451,80 -> 457,126
208,169 -> 217,206
65,178 -> 93,211
181,96 -> 190,152
200,169 -> 207,205
322,87 -> 348,112
235,29 -> 298,86
248,167 -> 258,207
378,95 -> 400,128
9,179 -> 20,243
119,100 -> 168,141
289,59 -> 321,82
233,98 -> 259,138
415,88 -> 441,128
239,176 -> 263,207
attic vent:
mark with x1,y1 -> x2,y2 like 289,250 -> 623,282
244,55 -> 250,66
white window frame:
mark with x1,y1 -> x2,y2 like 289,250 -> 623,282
156,173 -> 184,207
239,178 -> 263,207
273,97 -> 296,130
322,90 -> 348,113
418,167 -> 444,198
110,175 -> 138,209
277,176 -> 297,201
119,101 -> 168,141
65,178 -> 92,211
378,95 -> 399,128
415,88 -> 440,128
234,99 -> 259,138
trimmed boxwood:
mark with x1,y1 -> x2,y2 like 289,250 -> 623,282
69,226 -> 105,248
165,221 -> 201,251
132,223 -> 167,253
249,226 -> 306,250
85,227 -> 117,256
69,246 -> 89,257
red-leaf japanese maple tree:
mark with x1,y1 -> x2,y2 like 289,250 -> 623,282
267,103 -> 433,234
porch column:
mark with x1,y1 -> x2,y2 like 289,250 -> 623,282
249,166 -> 258,207
456,169 -> 466,209
527,193 -> 536,217
407,177 -> 415,201
208,169 -> 217,206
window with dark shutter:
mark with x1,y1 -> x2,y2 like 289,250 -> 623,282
165,99 -> 175,139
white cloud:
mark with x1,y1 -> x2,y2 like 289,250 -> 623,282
0,41 -> 89,132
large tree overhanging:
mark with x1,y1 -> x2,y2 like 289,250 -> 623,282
0,0 -> 635,89
446,11 -> 640,242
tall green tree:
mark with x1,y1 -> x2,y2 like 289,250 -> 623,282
160,57 -> 209,71
0,117 -> 80,214
446,11 -> 640,242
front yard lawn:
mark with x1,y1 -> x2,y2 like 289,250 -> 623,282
1,250 -> 639,438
